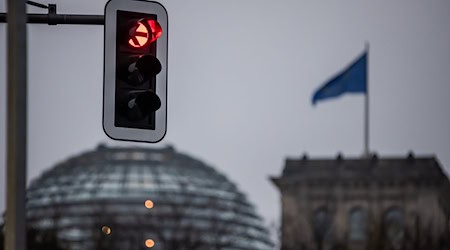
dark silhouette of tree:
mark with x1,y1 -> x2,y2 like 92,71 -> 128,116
365,217 -> 386,250
27,226 -> 66,250
330,240 -> 348,250
0,223 -> 4,250
0,222 -> 65,250
280,212 -> 308,250
439,180 -> 450,246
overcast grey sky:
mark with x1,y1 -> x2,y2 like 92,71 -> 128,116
1,0 -> 450,226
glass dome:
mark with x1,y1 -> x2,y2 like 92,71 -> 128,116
26,145 -> 273,250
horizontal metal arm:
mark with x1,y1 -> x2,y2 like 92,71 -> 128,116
0,4 -> 104,25
0,13 -> 104,25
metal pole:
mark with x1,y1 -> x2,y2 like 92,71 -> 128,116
5,0 -> 27,248
364,42 -> 370,157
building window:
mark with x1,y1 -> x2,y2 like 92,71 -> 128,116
348,207 -> 367,241
312,208 -> 332,243
384,208 -> 404,243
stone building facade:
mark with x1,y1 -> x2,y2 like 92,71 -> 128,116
272,153 -> 450,250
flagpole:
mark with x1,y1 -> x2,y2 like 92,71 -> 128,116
364,42 -> 370,157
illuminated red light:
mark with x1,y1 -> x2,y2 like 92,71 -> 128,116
128,21 -> 149,48
128,20 -> 163,48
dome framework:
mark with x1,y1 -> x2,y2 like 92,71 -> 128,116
27,145 -> 273,250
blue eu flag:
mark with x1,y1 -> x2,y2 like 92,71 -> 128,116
312,52 -> 367,105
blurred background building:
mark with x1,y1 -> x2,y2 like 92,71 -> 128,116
272,153 -> 450,250
24,144 -> 273,250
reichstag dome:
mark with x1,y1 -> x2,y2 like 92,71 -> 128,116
26,144 -> 273,250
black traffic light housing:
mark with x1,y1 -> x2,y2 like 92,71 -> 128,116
103,0 -> 167,143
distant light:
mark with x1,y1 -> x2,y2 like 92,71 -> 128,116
145,199 -> 154,209
145,239 -> 155,248
101,226 -> 111,235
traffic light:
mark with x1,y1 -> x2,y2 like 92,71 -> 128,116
103,0 -> 168,143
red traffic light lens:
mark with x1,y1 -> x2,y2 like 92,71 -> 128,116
128,20 -> 162,48
128,21 -> 149,48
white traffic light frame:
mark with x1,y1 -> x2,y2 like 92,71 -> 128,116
103,0 -> 168,143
